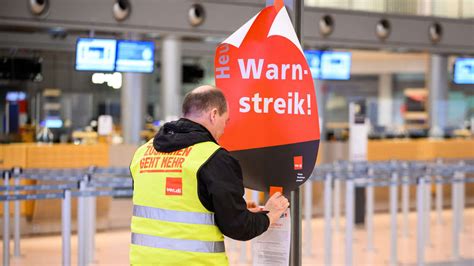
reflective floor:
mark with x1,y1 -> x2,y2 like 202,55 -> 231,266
7,208 -> 474,265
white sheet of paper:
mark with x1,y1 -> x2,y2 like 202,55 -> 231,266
252,209 -> 291,266
98,115 -> 113,136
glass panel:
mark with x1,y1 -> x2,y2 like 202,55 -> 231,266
305,0 -> 472,19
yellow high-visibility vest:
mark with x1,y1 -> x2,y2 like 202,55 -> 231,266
129,139 -> 228,265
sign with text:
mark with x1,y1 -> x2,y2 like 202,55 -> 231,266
215,3 -> 320,195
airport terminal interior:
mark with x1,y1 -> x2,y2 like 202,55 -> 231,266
0,0 -> 473,265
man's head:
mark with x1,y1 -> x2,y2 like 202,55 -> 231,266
182,85 -> 229,141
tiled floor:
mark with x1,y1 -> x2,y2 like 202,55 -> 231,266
6,208 -> 474,265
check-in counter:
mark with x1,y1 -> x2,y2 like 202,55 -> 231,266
0,144 -> 111,234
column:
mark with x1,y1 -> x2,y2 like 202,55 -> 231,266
161,35 -> 182,121
121,72 -> 145,144
377,74 -> 393,127
428,54 -> 448,138
315,80 -> 325,140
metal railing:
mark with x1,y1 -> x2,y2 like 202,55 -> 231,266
1,159 -> 473,265
225,159 -> 473,265
1,167 -> 132,266
311,159 -> 473,265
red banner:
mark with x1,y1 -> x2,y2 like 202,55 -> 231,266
215,3 -> 320,194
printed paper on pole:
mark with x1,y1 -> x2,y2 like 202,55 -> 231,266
252,209 -> 291,266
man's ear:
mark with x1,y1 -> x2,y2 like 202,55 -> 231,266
210,108 -> 218,124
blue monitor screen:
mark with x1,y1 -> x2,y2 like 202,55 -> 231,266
115,40 -> 155,73
304,50 -> 322,79
43,117 -> 63,128
320,51 -> 351,80
454,58 -> 474,84
75,38 -> 117,72
6,92 -> 26,102
304,50 -> 351,80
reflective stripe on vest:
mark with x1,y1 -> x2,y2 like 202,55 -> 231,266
133,204 -> 215,225
132,233 -> 225,253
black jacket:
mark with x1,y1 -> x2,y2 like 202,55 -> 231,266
153,118 -> 270,241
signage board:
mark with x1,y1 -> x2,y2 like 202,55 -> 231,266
215,4 -> 320,195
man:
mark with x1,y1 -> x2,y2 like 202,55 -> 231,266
130,85 -> 289,265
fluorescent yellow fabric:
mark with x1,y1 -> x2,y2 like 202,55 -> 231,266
129,140 -> 228,265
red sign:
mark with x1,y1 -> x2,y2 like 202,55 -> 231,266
165,178 -> 182,196
293,156 -> 303,170
215,3 -> 320,195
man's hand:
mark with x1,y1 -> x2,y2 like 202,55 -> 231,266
264,192 -> 289,225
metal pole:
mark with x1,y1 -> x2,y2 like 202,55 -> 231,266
304,180 -> 313,257
435,176 -> 443,224
265,1 -> 303,265
389,172 -> 398,266
345,178 -> 355,266
13,171 -> 20,257
239,240 -> 247,264
291,1 -> 303,264
366,168 -> 374,251
424,176 -> 431,246
62,189 -> 72,266
452,172 -> 460,260
402,175 -> 410,237
435,159 -> 443,225
290,187 -> 302,266
416,176 -> 425,266
77,179 -> 87,266
458,161 -> 465,232
323,173 -> 332,265
334,178 -> 341,231
3,171 -> 11,266
87,191 -> 96,264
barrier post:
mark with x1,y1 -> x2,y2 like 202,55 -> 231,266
435,159 -> 443,225
402,175 -> 410,237
77,177 -> 87,266
435,176 -> 443,225
323,173 -> 332,265
304,180 -> 313,257
345,177 -> 355,266
452,171 -> 460,260
333,162 -> 341,232
239,240 -> 247,264
13,167 -> 21,257
3,171 -> 11,266
458,161 -> 465,232
389,172 -> 398,265
86,167 -> 96,264
416,176 -> 425,266
424,175 -> 432,246
365,168 -> 374,251
62,189 -> 72,266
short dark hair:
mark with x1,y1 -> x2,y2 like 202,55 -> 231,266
182,87 -> 228,116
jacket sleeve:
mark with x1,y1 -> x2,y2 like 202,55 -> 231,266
197,149 -> 270,241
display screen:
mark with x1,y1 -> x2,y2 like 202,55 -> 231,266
320,51 -> 351,80
453,58 -> 474,84
304,50 -> 351,80
304,50 -> 322,79
75,38 -> 117,72
43,117 -> 63,128
6,92 -> 26,102
115,40 -> 155,73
